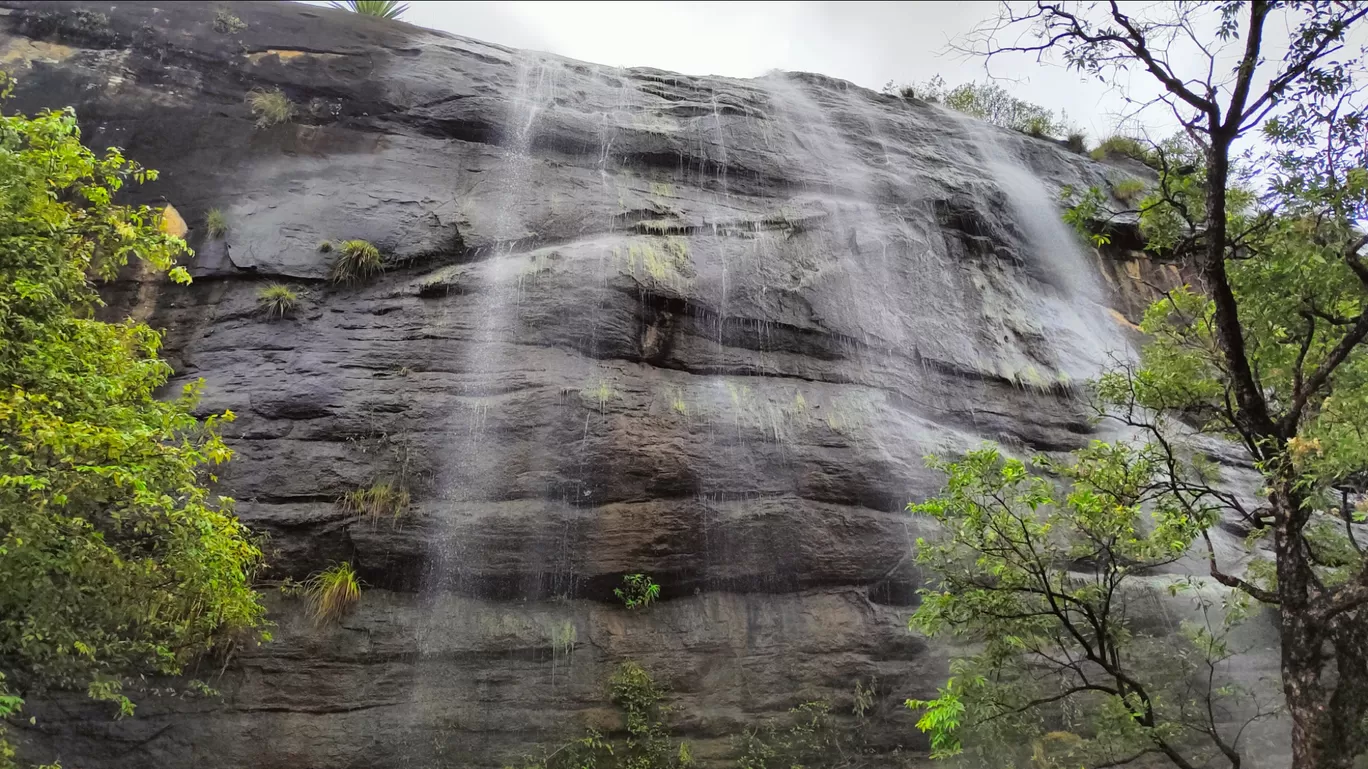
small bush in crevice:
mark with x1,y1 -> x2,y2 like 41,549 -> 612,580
614,573 -> 660,610
339,480 -> 411,526
256,283 -> 300,319
206,208 -> 228,238
247,88 -> 295,129
304,562 -> 362,625
328,239 -> 383,284
1066,131 -> 1088,154
317,239 -> 334,253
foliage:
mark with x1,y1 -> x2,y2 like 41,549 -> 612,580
213,8 -> 246,34
735,702 -> 848,769
0,73 -> 266,754
504,662 -> 692,769
329,0 -> 409,20
317,239 -> 333,253
328,239 -> 383,284
1065,131 -> 1087,154
205,207 -> 228,238
906,446 -> 1265,769
339,479 -> 411,526
255,283 -> 300,320
246,88 -> 294,129
941,80 -> 1065,138
614,573 -> 660,610
304,562 -> 362,626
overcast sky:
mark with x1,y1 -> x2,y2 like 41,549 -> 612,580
346,1 -> 1166,140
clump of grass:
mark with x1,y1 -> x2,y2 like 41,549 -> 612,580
205,208 -> 228,238
213,8 -> 246,33
339,480 -> 411,526
317,239 -> 334,253
1091,134 -> 1151,163
247,88 -> 295,129
1112,178 -> 1148,204
1065,131 -> 1088,154
328,239 -> 383,284
304,562 -> 362,625
256,283 -> 300,319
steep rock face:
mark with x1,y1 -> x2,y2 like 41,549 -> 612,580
0,3 -> 1281,768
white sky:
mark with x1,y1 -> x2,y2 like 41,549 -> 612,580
335,1 -> 1159,140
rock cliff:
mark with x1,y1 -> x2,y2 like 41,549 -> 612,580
0,2 -> 1281,768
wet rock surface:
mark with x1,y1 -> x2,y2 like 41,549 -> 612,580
0,2 -> 1283,768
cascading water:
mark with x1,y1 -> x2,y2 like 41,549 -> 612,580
947,112 -> 1128,384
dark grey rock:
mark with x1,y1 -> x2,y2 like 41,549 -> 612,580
0,2 -> 1286,768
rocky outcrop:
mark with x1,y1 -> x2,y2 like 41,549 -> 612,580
0,2 -> 1281,768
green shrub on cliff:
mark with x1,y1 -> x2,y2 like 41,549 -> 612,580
0,74 -> 266,761
614,573 -> 660,609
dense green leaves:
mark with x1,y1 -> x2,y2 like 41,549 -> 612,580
0,75 -> 266,762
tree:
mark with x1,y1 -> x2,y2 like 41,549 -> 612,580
913,4 -> 1368,769
906,446 -> 1276,769
0,75 -> 266,764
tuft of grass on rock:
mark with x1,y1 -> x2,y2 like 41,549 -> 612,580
304,562 -> 362,625
328,239 -> 383,284
206,208 -> 228,238
247,88 -> 295,129
339,480 -> 411,526
256,283 -> 300,320
1112,178 -> 1148,204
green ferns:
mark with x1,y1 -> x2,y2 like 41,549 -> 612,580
339,480 -> 411,526
256,283 -> 300,319
614,573 -> 660,610
305,562 -> 362,625
329,239 -> 383,283
247,88 -> 295,129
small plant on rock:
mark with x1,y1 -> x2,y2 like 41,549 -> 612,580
247,88 -> 295,129
329,239 -> 383,284
213,8 -> 247,33
1111,177 -> 1147,204
330,0 -> 410,19
339,479 -> 411,526
317,239 -> 334,253
256,283 -> 300,319
205,207 -> 228,238
304,562 -> 362,625
1065,131 -> 1087,154
614,573 -> 660,610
